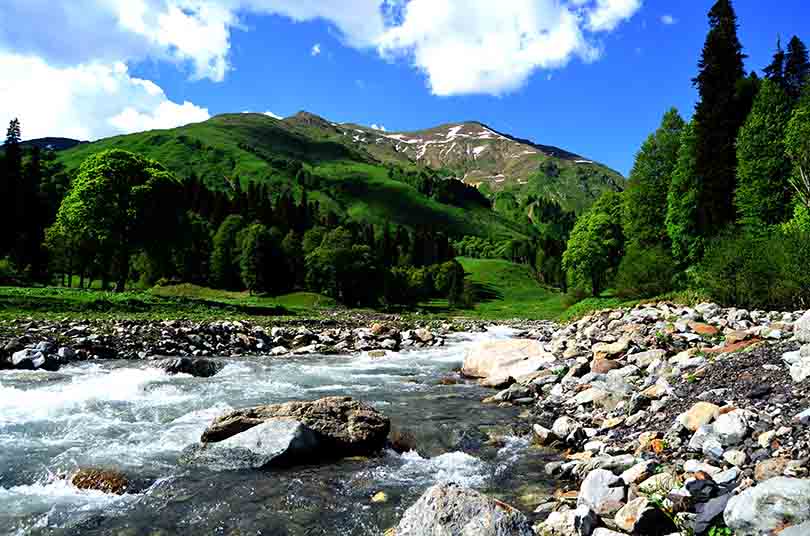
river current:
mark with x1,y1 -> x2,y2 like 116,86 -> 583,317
0,327 -> 555,535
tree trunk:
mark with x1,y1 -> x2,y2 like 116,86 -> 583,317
79,270 -> 85,289
114,248 -> 129,292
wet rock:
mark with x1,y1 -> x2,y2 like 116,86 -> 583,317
462,339 -> 555,384
71,468 -> 129,495
182,418 -> 321,470
724,477 -> 810,535
395,483 -> 534,536
158,357 -> 224,378
200,396 -> 390,457
10,348 -> 59,371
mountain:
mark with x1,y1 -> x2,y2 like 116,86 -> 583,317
21,137 -> 86,152
55,111 -> 623,238
326,119 -> 625,213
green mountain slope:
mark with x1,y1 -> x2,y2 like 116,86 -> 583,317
56,113 -> 530,239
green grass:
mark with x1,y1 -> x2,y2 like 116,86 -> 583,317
449,257 -> 567,320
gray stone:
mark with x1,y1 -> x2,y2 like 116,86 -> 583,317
181,418 -> 321,470
713,410 -> 748,446
158,357 -> 224,378
724,477 -> 810,535
796,311 -> 810,344
574,505 -> 598,536
395,483 -> 534,536
578,469 -> 625,515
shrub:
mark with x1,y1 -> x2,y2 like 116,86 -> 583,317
615,244 -> 677,299
696,229 -> 810,310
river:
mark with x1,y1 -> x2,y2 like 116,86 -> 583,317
0,326 -> 555,535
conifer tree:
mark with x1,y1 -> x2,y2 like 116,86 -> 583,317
666,121 -> 703,263
764,37 -> 786,87
623,108 -> 685,248
734,79 -> 793,228
785,36 -> 810,100
1,119 -> 22,256
692,0 -> 747,240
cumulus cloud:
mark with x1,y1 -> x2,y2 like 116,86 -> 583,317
311,43 -> 322,56
661,14 -> 677,25
370,123 -> 387,131
585,0 -> 643,32
0,53 -> 210,140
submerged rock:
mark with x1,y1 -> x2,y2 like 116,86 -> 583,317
181,418 -> 321,470
71,468 -> 129,495
200,396 -> 390,457
157,357 -> 224,377
395,483 -> 534,536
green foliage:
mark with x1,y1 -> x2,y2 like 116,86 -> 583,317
785,92 -> 810,210
623,108 -> 685,248
210,215 -> 246,289
615,244 -> 676,299
562,191 -> 624,296
735,79 -> 793,228
49,149 -> 184,290
784,36 -> 810,100
666,121 -> 703,264
239,223 -> 272,294
696,228 -> 810,310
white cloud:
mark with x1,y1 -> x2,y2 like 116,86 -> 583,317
377,0 -> 626,96
264,111 -> 283,119
585,0 -> 643,32
660,14 -> 677,25
370,123 -> 386,131
311,43 -> 322,56
0,53 -> 210,140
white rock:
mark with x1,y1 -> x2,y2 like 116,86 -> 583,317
725,477 -> 810,535
713,410 -> 749,446
796,311 -> 810,344
578,469 -> 625,515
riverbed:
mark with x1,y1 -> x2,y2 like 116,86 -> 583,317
0,326 -> 556,535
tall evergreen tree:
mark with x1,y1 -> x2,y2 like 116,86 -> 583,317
623,108 -> 685,248
666,121 -> 703,263
692,0 -> 747,241
785,36 -> 810,100
764,37 -> 786,87
734,79 -> 793,228
1,119 -> 22,256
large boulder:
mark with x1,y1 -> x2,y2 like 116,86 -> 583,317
200,396 -> 390,457
181,418 -> 321,470
10,349 -> 60,371
796,311 -> 810,344
724,477 -> 810,535
158,357 -> 224,378
462,339 -> 555,384
394,483 -> 534,536
578,469 -> 626,515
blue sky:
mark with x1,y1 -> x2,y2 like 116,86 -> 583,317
1,1 -> 807,176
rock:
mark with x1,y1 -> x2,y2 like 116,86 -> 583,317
614,497 -> 675,535
638,473 -> 677,495
591,359 -> 622,374
540,510 -> 577,536
371,491 -> 388,503
789,357 -> 810,383
723,449 -> 747,467
713,409 -> 749,446
395,483 -> 534,536
182,418 -> 320,470
71,468 -> 129,494
794,408 -> 810,425
629,349 -> 666,367
620,461 -> 656,485
592,337 -> 630,360
578,469 -> 626,515
10,348 -> 59,371
553,417 -> 584,444
57,347 -> 76,363
796,311 -> 810,344
462,339 -> 556,384
158,357 -> 224,377
689,321 -> 720,336
571,387 -> 609,407
574,505 -> 598,536
780,521 -> 810,536
754,458 -> 788,481
200,396 -> 390,457
533,424 -> 557,446
693,493 -> 731,534
413,328 -> 434,344
591,530 -> 625,536
724,477 -> 810,535
678,402 -> 720,432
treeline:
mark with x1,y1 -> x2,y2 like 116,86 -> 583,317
0,137 -> 468,307
563,0 -> 810,310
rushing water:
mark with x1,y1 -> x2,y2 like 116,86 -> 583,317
0,327 -> 556,535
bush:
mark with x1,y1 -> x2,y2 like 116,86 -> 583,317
615,244 -> 677,299
696,229 -> 810,310
561,287 -> 588,308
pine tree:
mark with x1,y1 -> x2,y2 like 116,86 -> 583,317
1,119 -> 22,256
692,0 -> 747,241
623,108 -> 685,248
785,36 -> 810,100
734,79 -> 793,228
764,37 -> 786,87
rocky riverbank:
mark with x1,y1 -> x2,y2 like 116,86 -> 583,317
0,316 -> 540,371
396,302 -> 810,536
